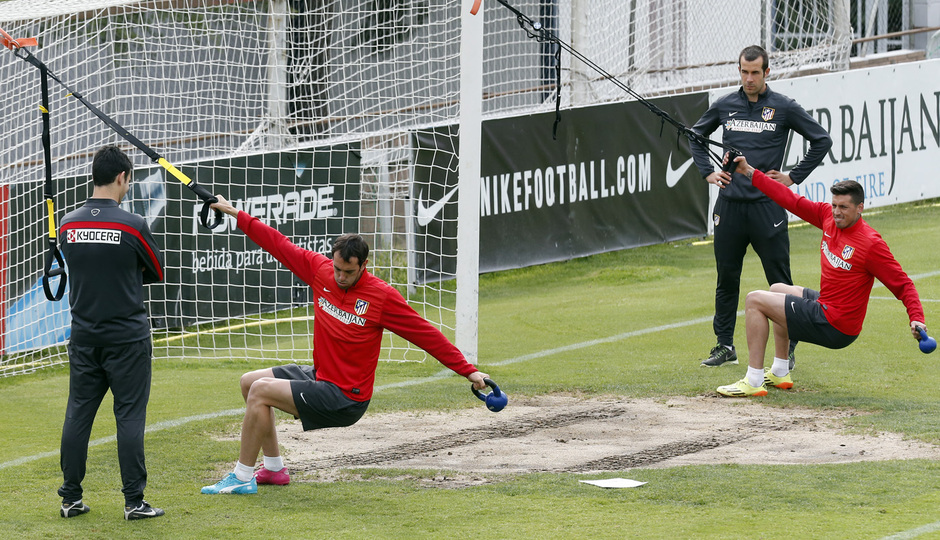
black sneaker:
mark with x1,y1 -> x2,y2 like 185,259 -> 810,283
124,500 -> 165,521
701,344 -> 738,367
60,500 -> 90,518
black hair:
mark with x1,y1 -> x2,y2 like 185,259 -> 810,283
91,145 -> 133,187
739,45 -> 769,71
830,180 -> 865,205
332,233 -> 369,265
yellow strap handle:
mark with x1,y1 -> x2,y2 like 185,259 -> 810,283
158,157 -> 194,186
46,198 -> 57,238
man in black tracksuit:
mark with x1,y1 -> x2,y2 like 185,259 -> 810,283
57,145 -> 166,520
690,45 -> 832,368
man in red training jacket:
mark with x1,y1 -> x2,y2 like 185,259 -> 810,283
201,195 -> 489,494
714,155 -> 926,397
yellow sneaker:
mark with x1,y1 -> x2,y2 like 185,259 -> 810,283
763,368 -> 794,389
717,378 -> 768,397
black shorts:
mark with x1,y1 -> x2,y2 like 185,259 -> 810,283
785,288 -> 857,349
272,364 -> 369,431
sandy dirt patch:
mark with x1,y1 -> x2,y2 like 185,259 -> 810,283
276,395 -> 940,486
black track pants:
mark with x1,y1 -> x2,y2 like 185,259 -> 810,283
58,339 -> 152,506
712,197 -> 792,346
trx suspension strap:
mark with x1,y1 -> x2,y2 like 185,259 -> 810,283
0,31 -> 66,300
36,50 -> 68,301
0,29 -> 223,300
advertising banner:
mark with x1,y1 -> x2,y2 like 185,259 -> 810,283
413,93 -> 710,278
148,146 -> 361,329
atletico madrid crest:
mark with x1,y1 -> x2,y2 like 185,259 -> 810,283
354,299 -> 370,316
841,245 -> 855,260
762,107 -> 775,121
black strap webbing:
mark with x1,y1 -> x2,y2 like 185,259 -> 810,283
495,0 -> 738,166
37,62 -> 67,301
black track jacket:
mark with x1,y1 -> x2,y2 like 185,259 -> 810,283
691,85 -> 832,202
60,198 -> 164,347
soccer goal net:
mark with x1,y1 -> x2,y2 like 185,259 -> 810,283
485,0 -> 852,114
0,0 -> 851,376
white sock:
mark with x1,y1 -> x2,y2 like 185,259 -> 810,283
263,455 -> 284,472
233,461 -> 255,482
746,366 -> 765,388
771,357 -> 790,377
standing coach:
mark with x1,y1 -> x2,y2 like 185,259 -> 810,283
57,145 -> 166,521
690,45 -> 832,369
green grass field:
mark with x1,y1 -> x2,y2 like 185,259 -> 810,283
1,200 -> 939,539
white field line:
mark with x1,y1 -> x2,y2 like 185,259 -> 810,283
871,296 -> 940,302
878,520 -> 940,540
4,271 -> 938,471
0,409 -> 244,471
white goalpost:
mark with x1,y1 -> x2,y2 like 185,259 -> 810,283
0,0 -> 851,376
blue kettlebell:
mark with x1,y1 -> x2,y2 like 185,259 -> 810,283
472,378 -> 508,412
916,327 -> 937,354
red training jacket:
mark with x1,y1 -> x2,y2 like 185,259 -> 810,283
751,170 -> 924,335
237,211 -> 477,401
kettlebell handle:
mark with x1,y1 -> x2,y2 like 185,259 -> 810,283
472,378 -> 501,401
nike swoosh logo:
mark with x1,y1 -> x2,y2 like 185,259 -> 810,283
729,112 -> 738,117
790,301 -> 796,312
322,287 -> 330,293
665,153 -> 694,188
774,220 -> 785,227
824,232 -> 831,237
416,187 -> 458,227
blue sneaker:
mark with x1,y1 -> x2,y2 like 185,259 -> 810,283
201,473 -> 258,495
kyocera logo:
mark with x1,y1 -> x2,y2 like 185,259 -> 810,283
193,187 -> 338,233
67,228 -> 122,244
